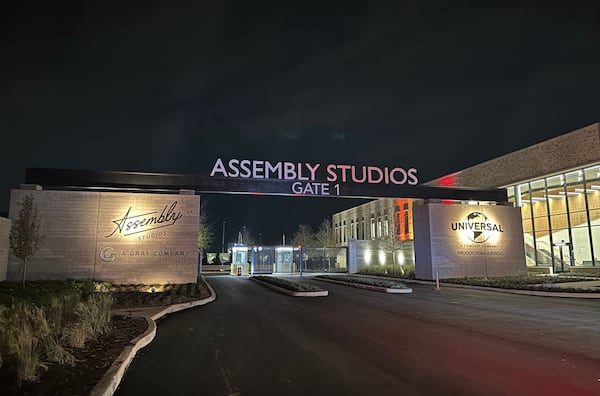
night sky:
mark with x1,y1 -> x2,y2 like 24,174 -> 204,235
2,1 -> 600,248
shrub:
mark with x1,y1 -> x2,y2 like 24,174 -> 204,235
0,302 -> 50,382
0,289 -> 113,383
74,293 -> 113,338
358,264 -> 415,278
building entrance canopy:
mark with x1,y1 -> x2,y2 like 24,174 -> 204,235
26,168 -> 507,202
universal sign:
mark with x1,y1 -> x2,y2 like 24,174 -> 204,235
209,158 -> 418,196
451,211 -> 504,243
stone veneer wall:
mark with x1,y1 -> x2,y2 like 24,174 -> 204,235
8,189 -> 200,284
427,123 -> 600,188
333,198 -> 396,246
413,203 -> 527,280
0,217 -> 10,281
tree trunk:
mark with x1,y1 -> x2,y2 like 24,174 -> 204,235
21,258 -> 27,286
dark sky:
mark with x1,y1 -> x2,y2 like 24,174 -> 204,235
2,1 -> 600,247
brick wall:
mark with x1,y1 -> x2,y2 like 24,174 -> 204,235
427,123 -> 600,188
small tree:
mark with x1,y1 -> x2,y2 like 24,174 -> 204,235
197,201 -> 215,272
291,224 -> 316,247
239,226 -> 256,245
377,234 -> 404,275
9,195 -> 43,285
197,201 -> 215,252
315,219 -> 336,247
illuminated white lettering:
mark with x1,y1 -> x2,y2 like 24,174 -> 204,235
239,160 -> 252,178
292,182 -> 330,195
407,168 -> 418,185
284,162 -> 296,180
305,163 -> 320,181
265,161 -> 282,179
390,168 -> 407,184
253,160 -> 264,178
210,158 -> 227,177
351,166 -> 366,183
228,159 -> 240,177
367,166 -> 383,183
326,164 -> 337,182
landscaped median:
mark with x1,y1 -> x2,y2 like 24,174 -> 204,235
314,275 -> 413,294
250,276 -> 328,297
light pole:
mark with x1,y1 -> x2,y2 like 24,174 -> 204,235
222,221 -> 226,253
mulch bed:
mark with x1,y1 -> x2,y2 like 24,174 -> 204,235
0,315 -> 148,396
0,278 -> 212,395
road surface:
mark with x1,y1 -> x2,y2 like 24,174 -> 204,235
116,275 -> 600,395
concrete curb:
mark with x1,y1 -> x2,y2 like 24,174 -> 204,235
397,278 -> 600,299
315,277 -> 413,294
250,277 -> 328,297
90,278 -> 217,396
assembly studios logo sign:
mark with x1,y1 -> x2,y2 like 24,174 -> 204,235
98,200 -> 187,263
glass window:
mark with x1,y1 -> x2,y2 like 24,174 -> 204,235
565,170 -> 582,186
370,217 -> 376,240
586,185 -> 600,210
533,215 -> 549,231
589,209 -> 600,228
552,238 -> 571,272
534,231 -> 552,266
530,179 -> 545,195
522,225 -> 535,265
531,199 -> 547,218
521,202 -> 532,219
571,226 -> 592,266
546,174 -> 564,189
547,192 -> 567,214
507,186 -> 515,202
591,226 -> 600,265
570,211 -> 588,228
522,218 -> 533,234
551,214 -> 569,230
584,165 -> 600,184
384,215 -> 390,236
567,185 -> 586,212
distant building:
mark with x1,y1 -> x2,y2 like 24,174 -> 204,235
334,122 -> 600,274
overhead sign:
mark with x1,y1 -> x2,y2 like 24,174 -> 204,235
25,167 -> 508,202
210,158 -> 418,196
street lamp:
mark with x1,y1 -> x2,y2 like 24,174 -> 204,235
222,221 -> 226,253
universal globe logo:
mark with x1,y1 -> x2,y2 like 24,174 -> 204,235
451,212 -> 504,243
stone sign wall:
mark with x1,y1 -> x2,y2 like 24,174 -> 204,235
413,202 -> 526,280
8,189 -> 199,284
0,217 -> 10,281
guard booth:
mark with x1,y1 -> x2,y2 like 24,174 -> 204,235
275,246 -> 296,273
231,245 -> 249,276
251,246 -> 275,274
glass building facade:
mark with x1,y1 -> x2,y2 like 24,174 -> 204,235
506,164 -> 600,271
